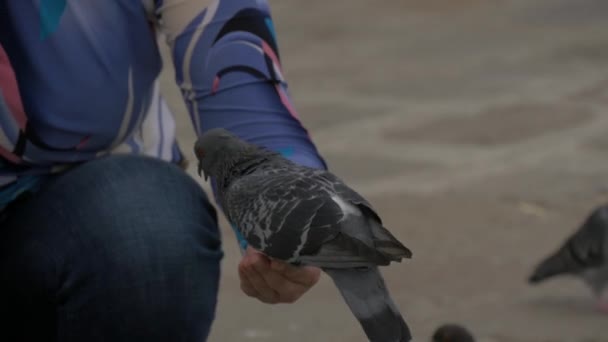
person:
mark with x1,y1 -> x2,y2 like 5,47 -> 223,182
0,1 -> 326,340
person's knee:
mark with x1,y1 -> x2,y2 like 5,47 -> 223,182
61,155 -> 219,241
3,155 -> 223,339
49,155 -> 223,290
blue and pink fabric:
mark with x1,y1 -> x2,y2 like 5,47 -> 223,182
0,0 -> 326,209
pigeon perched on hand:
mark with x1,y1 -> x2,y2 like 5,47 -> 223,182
195,128 -> 413,342
528,205 -> 608,312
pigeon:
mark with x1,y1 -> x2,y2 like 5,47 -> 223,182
194,128 -> 413,342
431,324 -> 475,342
528,204 -> 608,312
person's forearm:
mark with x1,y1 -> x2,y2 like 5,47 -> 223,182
155,0 -> 326,248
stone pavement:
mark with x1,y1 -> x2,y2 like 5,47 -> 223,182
158,0 -> 608,341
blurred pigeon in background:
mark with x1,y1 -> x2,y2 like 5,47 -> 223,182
432,324 -> 475,342
529,204 -> 608,312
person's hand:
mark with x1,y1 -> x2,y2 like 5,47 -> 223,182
238,246 -> 321,304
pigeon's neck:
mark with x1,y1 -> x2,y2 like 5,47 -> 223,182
235,151 -> 280,174
217,150 -> 279,188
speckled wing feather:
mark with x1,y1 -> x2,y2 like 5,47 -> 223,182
222,164 -> 410,265
317,171 -> 411,261
222,166 -> 340,261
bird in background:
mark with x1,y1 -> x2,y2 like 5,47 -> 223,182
432,324 -> 475,342
528,204 -> 608,312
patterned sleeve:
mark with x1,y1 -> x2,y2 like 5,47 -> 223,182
152,0 -> 327,249
152,0 -> 326,168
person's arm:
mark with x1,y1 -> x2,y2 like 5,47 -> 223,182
154,0 -> 327,246
152,0 -> 324,303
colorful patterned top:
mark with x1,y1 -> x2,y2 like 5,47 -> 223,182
0,0 -> 326,212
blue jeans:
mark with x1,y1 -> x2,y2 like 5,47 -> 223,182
0,155 -> 223,341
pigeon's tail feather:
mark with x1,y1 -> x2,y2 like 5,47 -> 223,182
325,267 -> 411,342
302,233 -> 396,267
371,224 -> 412,261
300,237 -> 387,268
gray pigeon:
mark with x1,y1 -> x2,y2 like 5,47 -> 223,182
528,204 -> 608,311
195,128 -> 413,342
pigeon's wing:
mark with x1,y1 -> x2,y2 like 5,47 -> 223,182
318,171 -> 380,221
318,171 -> 412,261
224,167 -> 411,265
223,170 -> 345,261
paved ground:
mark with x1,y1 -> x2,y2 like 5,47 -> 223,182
158,1 -> 608,341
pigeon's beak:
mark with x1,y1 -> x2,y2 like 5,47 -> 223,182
197,162 -> 208,181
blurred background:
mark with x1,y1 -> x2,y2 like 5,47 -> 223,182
159,0 -> 608,341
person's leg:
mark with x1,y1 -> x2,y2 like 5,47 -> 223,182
0,155 -> 223,342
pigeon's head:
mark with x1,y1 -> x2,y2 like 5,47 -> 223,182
194,128 -> 250,181
431,324 -> 475,342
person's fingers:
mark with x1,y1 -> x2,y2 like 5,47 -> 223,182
242,255 -> 280,304
239,248 -> 321,304
260,268 -> 307,303
238,263 -> 259,298
270,259 -> 288,272
271,260 -> 321,287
